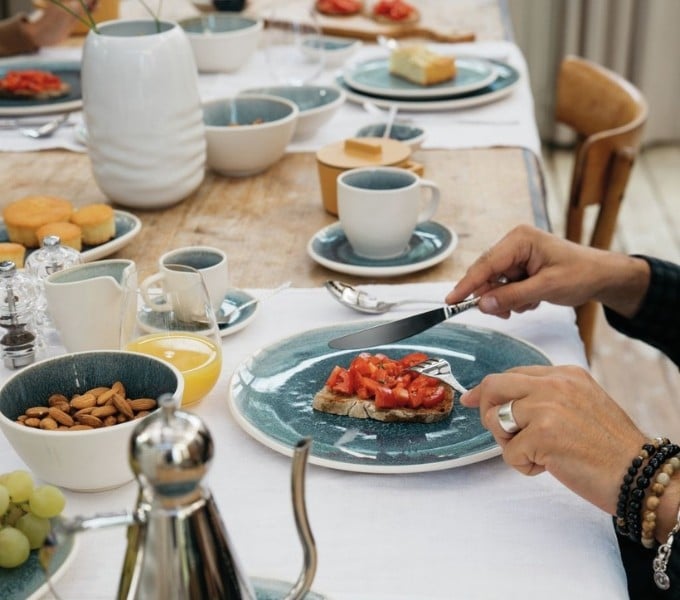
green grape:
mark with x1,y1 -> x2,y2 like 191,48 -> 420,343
16,512 -> 51,550
4,470 -> 34,504
0,526 -> 31,568
0,484 -> 9,516
29,485 -> 66,519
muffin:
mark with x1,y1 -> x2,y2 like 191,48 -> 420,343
35,222 -> 83,251
70,204 -> 115,245
0,242 -> 26,268
3,195 -> 74,248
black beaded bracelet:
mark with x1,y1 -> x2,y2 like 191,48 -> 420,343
616,438 -> 669,537
627,443 -> 680,543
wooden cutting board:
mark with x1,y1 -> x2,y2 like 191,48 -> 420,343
245,0 -> 476,43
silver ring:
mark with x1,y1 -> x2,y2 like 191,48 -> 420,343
497,400 -> 520,434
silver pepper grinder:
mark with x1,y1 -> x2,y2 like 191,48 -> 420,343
0,260 -> 40,369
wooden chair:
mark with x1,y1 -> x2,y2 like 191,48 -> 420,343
555,55 -> 648,362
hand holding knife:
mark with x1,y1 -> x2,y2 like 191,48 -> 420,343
328,277 -> 509,350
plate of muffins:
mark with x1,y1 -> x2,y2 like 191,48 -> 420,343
0,195 -> 142,267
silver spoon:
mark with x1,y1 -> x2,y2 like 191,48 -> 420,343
325,280 -> 442,314
19,114 -> 69,139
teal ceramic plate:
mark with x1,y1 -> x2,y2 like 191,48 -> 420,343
253,577 -> 329,600
228,321 -> 551,473
1,533 -> 77,600
337,60 -> 520,112
306,221 -> 457,277
138,288 -> 259,338
0,60 -> 81,117
343,56 -> 496,99
0,210 -> 142,264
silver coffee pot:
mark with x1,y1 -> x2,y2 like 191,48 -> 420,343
42,395 -> 317,599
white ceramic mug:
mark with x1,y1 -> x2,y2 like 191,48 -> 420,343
44,259 -> 137,352
141,246 -> 229,315
337,166 -> 440,259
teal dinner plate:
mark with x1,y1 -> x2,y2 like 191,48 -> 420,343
1,532 -> 76,600
337,60 -> 520,112
343,56 -> 497,99
253,577 -> 329,600
227,321 -> 551,473
306,221 -> 457,277
139,288 -> 258,338
0,209 -> 142,264
0,60 -> 81,117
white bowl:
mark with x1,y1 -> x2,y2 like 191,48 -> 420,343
301,35 -> 362,67
179,14 -> 263,73
0,351 -> 183,492
203,95 -> 299,177
240,85 -> 345,140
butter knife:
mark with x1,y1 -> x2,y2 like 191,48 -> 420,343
328,297 -> 481,350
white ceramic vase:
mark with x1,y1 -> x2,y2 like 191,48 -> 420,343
82,20 -> 206,209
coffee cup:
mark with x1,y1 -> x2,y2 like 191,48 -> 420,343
141,246 -> 229,315
337,166 -> 440,259
44,259 -> 137,352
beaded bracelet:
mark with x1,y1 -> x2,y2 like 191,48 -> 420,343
627,443 -> 680,542
642,455 -> 680,549
653,502 -> 680,590
616,438 -> 669,536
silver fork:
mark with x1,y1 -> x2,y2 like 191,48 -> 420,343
408,357 -> 468,395
18,114 -> 69,139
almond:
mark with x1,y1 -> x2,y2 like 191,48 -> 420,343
130,398 -> 157,412
75,414 -> 103,428
113,393 -> 134,419
96,388 -> 116,406
103,415 -> 117,427
71,393 -> 96,410
24,417 -> 40,428
25,406 -> 49,418
91,405 -> 117,419
39,416 -> 58,430
48,407 -> 74,427
69,424 -> 93,431
48,393 -> 69,407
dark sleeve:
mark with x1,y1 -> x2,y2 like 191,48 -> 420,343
617,526 -> 680,599
604,256 -> 680,368
0,14 -> 38,58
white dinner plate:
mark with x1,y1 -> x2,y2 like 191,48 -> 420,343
0,209 -> 142,264
337,59 -> 520,112
227,322 -> 552,473
0,60 -> 82,117
307,221 -> 457,277
343,56 -> 497,99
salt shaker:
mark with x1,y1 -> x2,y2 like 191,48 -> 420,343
0,261 -> 40,369
25,236 -> 82,356
25,235 -> 82,280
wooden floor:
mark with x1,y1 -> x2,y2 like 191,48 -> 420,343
541,143 -> 680,439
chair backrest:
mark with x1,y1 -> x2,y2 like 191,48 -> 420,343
555,55 -> 648,361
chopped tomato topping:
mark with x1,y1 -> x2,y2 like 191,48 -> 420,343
316,0 -> 362,15
324,352 -> 448,410
0,70 -> 64,94
373,0 -> 415,21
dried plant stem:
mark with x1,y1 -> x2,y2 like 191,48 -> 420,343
136,0 -> 162,31
48,0 -> 99,33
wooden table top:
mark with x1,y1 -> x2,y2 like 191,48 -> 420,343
0,147 -> 547,287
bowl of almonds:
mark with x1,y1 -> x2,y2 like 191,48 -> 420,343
0,351 -> 183,492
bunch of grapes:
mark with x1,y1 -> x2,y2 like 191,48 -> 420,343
0,470 -> 66,569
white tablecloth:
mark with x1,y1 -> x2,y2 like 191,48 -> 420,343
0,283 -> 628,599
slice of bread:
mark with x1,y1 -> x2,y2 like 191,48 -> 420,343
389,45 -> 456,86
0,70 -> 70,100
313,384 -> 454,423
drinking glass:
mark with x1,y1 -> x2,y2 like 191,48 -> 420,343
120,265 -> 223,407
262,6 -> 325,86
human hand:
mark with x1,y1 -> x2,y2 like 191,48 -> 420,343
460,364 -> 645,514
444,224 -> 650,319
